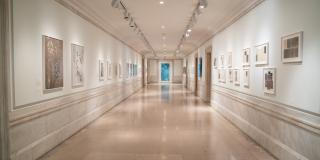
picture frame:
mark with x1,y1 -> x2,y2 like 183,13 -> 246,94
263,68 -> 276,95
220,55 -> 225,67
228,69 -> 233,83
242,48 -> 250,67
234,69 -> 240,85
99,60 -> 105,81
255,43 -> 269,66
107,61 -> 112,80
118,64 -> 122,78
243,69 -> 250,88
71,44 -> 84,88
281,31 -> 303,63
43,35 -> 64,92
213,57 -> 217,68
219,69 -> 226,83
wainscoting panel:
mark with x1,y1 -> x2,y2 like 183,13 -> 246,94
9,79 -> 142,160
211,85 -> 320,160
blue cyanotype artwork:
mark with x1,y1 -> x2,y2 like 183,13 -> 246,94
161,63 -> 170,81
198,57 -> 202,78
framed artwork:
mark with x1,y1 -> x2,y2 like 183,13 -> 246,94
242,48 -> 250,67
228,69 -> 233,83
234,69 -> 240,85
213,57 -> 217,68
219,69 -> 226,83
243,69 -> 250,88
130,64 -> 133,77
198,57 -> 202,78
71,44 -> 84,88
43,35 -> 63,91
99,60 -> 105,81
220,55 -> 225,67
255,43 -> 269,66
118,64 -> 122,78
227,53 -> 232,68
281,32 -> 303,63
126,63 -> 130,78
263,68 -> 276,95
107,61 -> 112,80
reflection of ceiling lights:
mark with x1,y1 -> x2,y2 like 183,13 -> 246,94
175,0 -> 208,55
111,0 -> 155,56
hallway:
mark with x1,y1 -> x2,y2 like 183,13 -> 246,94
40,84 -> 275,160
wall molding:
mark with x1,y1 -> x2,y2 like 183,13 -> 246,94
212,101 -> 309,160
213,85 -> 320,135
9,79 -> 142,127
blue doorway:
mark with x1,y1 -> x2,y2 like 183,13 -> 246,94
161,63 -> 170,81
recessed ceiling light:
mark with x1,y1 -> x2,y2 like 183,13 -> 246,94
161,25 -> 165,29
187,29 -> 192,32
199,5 -> 205,9
159,1 -> 164,5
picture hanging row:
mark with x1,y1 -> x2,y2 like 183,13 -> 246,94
214,31 -> 302,95
43,35 -> 139,93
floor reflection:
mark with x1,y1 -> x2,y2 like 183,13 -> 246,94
41,84 -> 275,160
161,84 -> 170,101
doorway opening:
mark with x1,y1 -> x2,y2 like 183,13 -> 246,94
205,46 -> 212,103
194,57 -> 198,96
160,63 -> 170,82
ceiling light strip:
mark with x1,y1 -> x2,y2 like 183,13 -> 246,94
111,0 -> 156,56
175,0 -> 208,56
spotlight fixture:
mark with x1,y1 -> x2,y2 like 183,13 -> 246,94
111,0 -> 155,56
123,11 -> 130,20
111,0 -> 121,8
199,0 -> 208,9
175,0 -> 208,56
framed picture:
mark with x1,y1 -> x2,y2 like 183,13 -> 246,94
107,61 -> 112,80
281,32 -> 303,63
243,69 -> 250,88
220,55 -> 225,67
213,57 -> 217,68
228,69 -> 233,83
99,60 -> 105,81
255,43 -> 269,66
234,69 -> 240,85
227,53 -> 232,68
43,35 -> 64,91
198,57 -> 203,78
242,48 -> 250,67
118,64 -> 122,78
71,44 -> 84,88
263,68 -> 276,94
126,63 -> 130,78
219,69 -> 226,83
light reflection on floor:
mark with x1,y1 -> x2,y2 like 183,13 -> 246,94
41,84 -> 275,160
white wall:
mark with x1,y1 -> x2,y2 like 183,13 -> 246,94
12,0 -> 142,108
188,0 -> 320,114
8,0 -> 144,159
185,0 -> 320,159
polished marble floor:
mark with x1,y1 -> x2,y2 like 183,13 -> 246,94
41,84 -> 275,160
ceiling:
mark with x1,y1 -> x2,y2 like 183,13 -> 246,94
57,0 -> 263,59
